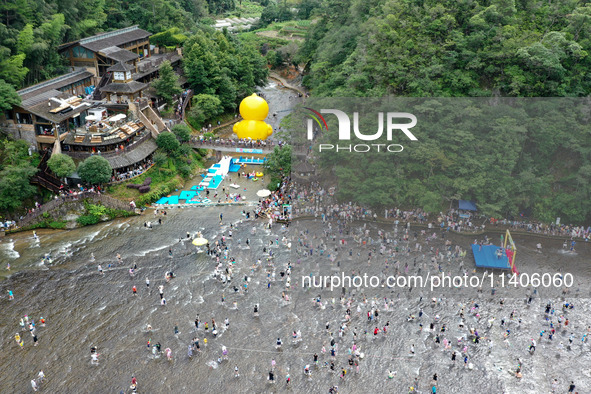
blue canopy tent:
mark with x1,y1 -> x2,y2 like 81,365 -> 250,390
458,200 -> 477,211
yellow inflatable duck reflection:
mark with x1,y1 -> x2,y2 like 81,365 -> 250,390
233,93 -> 273,140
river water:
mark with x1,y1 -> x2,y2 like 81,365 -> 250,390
1,82 -> 591,393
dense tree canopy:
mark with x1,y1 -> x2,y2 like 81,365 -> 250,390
300,0 -> 591,97
264,144 -> 291,190
77,155 -> 112,185
299,97 -> 591,224
293,0 -> 591,224
171,124 -> 192,143
183,28 -> 268,111
151,60 -> 182,106
156,131 -> 181,154
0,139 -> 39,211
47,153 -> 76,178
0,165 -> 38,211
0,79 -> 20,112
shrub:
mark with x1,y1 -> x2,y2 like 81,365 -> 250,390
136,178 -> 181,206
153,151 -> 168,166
142,177 -> 152,186
139,185 -> 151,193
87,204 -> 107,217
105,208 -> 136,220
127,183 -> 141,189
48,220 -> 67,229
178,164 -> 191,178
77,215 -> 100,226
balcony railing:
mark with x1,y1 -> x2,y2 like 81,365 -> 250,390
64,130 -> 151,159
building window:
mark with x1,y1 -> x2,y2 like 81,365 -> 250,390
72,46 -> 94,59
16,113 -> 33,124
114,71 -> 125,81
35,124 -> 54,136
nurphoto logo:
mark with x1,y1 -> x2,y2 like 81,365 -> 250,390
304,108 -> 418,153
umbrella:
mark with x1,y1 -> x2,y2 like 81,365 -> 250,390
257,189 -> 272,198
109,114 -> 127,122
192,237 -> 208,246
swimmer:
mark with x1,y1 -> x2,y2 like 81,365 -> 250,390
15,333 -> 23,349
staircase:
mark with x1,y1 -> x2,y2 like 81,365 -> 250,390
32,149 -> 64,193
135,105 -> 171,138
92,72 -> 112,100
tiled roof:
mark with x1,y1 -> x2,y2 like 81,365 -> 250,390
80,26 -> 151,52
107,62 -> 134,72
104,138 -> 157,169
99,46 -> 139,63
101,81 -> 148,94
18,70 -> 94,101
24,92 -> 91,123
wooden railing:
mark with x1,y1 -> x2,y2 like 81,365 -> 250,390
64,130 -> 151,159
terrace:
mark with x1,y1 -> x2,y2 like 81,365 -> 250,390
62,119 -> 149,157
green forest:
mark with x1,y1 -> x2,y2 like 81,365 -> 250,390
295,0 -> 591,224
300,0 -> 591,97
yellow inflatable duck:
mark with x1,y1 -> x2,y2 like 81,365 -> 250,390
233,93 -> 273,140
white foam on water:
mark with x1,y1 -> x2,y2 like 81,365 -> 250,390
97,305 -> 107,311
56,241 -> 72,257
558,249 -> 578,255
134,244 -> 169,257
36,261 -> 49,270
31,238 -> 41,248
116,222 -> 131,231
0,239 -> 20,259
84,230 -> 101,243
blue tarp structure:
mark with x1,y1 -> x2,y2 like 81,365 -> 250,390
471,244 -> 510,269
179,190 -> 197,200
155,197 -> 169,204
459,200 -> 477,211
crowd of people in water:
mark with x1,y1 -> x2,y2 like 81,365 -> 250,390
4,170 -> 589,392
